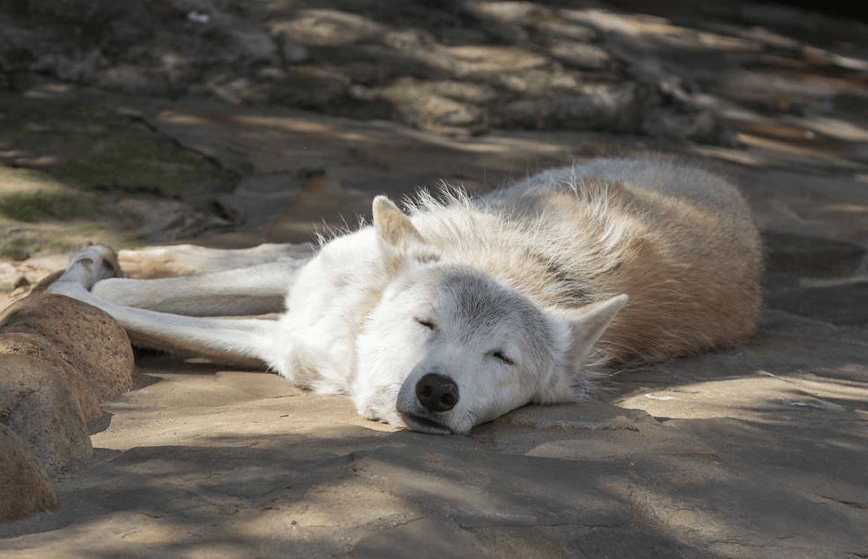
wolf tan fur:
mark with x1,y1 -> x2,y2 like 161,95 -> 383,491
406,159 -> 762,365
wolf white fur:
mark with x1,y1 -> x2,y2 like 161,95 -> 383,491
48,157 -> 763,434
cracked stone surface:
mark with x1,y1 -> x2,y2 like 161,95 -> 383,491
2,0 -> 868,557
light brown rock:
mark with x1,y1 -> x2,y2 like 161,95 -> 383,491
0,423 -> 57,521
0,293 -> 134,400
0,333 -> 103,423
0,354 -> 92,472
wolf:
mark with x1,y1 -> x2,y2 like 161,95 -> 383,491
47,157 -> 763,434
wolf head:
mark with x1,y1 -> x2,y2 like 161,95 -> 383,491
351,196 -> 628,434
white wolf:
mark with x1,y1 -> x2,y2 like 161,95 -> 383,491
48,157 -> 763,434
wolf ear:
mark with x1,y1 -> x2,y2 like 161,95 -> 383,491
563,294 -> 629,366
535,294 -> 629,404
372,196 -> 439,266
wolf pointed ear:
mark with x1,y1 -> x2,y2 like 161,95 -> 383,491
372,196 -> 439,265
535,294 -> 629,404
562,294 -> 629,366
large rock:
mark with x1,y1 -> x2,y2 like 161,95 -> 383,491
0,293 -> 135,400
0,423 -> 57,521
0,292 -> 136,523
763,231 -> 866,277
0,332 -> 102,423
766,282 -> 868,326
0,354 -> 92,472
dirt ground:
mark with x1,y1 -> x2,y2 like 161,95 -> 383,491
1,1 -> 867,557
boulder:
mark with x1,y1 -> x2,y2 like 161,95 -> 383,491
762,231 -> 866,277
0,332 -> 103,423
0,288 -> 136,522
0,293 -> 135,400
0,423 -> 57,521
0,354 -> 92,472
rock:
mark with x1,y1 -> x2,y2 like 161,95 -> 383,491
206,14 -> 279,67
281,42 -> 310,64
266,174 -> 372,243
762,232 -> 868,324
0,332 -> 103,423
0,423 -> 57,521
351,432 -> 631,528
766,282 -> 868,326
0,0 -> 714,139
352,518 -> 484,559
374,78 -> 489,132
111,197 -> 230,243
641,108 -> 720,143
0,354 -> 92,472
25,0 -> 147,28
268,9 -> 385,47
763,231 -> 867,277
0,293 -> 135,400
3,0 -> 868,555
494,83 -> 647,132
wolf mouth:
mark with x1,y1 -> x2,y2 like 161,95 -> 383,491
400,413 -> 452,435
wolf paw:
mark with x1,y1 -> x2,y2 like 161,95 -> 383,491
49,243 -> 124,292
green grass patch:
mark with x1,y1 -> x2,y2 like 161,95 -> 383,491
0,166 -> 81,222
0,220 -> 142,262
0,190 -> 80,222
49,129 -> 218,199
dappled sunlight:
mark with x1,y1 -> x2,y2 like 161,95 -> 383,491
2,0 -> 868,556
631,464 -> 867,553
564,7 -> 763,52
619,366 -> 868,423
90,361 -> 398,452
0,90 -> 236,285
0,165 -> 143,286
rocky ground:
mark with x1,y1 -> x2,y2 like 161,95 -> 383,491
1,0 -> 867,557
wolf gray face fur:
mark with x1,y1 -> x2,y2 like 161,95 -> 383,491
353,266 -> 556,434
349,197 -> 628,434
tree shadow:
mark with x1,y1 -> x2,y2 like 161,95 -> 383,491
2,1 -> 868,556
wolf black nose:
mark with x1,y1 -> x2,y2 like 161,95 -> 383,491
416,373 -> 459,413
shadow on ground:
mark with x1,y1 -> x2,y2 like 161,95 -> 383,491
1,1 -> 868,557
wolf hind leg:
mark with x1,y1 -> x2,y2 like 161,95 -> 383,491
118,242 -> 315,277
47,245 -> 282,367
91,259 -> 308,316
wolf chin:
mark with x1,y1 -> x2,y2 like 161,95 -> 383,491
48,157 -> 763,434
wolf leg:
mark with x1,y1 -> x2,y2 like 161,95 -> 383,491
91,259 -> 308,316
118,242 -> 315,277
47,245 -> 283,366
